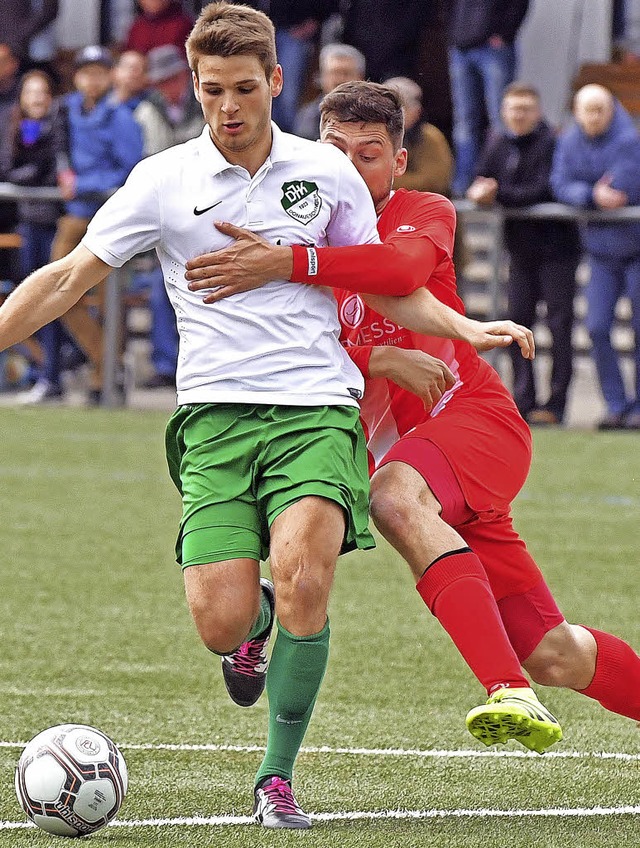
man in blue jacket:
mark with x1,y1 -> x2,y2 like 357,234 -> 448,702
447,0 -> 529,196
551,84 -> 640,430
467,82 -> 581,426
52,45 -> 143,403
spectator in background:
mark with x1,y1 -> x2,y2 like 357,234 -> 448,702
53,45 -> 143,404
552,84 -> 640,431
618,0 -> 640,62
447,0 -> 530,196
111,50 -> 168,154
0,43 -> 21,291
0,70 -> 78,403
111,50 -> 149,114
467,83 -> 581,427
293,43 -> 365,141
26,0 -> 60,81
385,75 -> 453,196
0,0 -> 58,66
245,1 -> 338,133
340,0 -> 433,83
125,43 -> 204,389
142,44 -> 203,146
0,44 -> 20,121
124,0 -> 193,59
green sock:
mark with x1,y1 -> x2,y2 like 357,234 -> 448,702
246,584 -> 273,642
255,619 -> 330,786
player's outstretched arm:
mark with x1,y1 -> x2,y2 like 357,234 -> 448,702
365,288 -> 535,360
0,245 -> 111,352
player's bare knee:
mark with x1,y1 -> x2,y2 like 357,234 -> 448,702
370,484 -> 415,543
191,605 -> 254,655
524,624 -> 594,689
525,653 -> 570,688
273,562 -> 331,633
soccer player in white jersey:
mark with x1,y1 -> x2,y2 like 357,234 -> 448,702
0,2 -> 533,830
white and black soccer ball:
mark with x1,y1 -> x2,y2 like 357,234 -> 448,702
15,724 -> 128,837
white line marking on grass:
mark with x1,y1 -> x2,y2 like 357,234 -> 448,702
3,805 -> 640,831
2,740 -> 640,762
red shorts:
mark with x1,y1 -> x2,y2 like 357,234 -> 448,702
378,434 -> 564,658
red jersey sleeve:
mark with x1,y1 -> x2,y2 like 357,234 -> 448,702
291,192 -> 456,296
344,344 -> 373,378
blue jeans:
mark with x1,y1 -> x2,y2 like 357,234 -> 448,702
19,221 -> 82,387
148,266 -> 178,378
449,43 -> 516,195
586,254 -> 640,415
272,28 -> 314,133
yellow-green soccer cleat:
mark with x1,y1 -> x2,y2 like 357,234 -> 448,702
465,687 -> 563,754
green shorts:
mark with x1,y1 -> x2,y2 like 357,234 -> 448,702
165,403 -> 375,568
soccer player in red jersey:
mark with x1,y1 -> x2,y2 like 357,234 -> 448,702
185,81 -> 640,750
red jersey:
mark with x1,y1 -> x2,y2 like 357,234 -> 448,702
334,190 -> 484,463
291,188 -> 531,515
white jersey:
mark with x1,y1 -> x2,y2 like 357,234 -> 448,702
83,124 -> 380,407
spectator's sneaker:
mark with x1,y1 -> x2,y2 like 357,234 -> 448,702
222,578 -> 274,707
597,411 -> 627,431
466,686 -> 562,754
527,408 -> 561,427
16,379 -> 63,405
253,776 -> 311,829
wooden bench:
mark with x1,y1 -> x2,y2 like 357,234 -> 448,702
572,62 -> 640,117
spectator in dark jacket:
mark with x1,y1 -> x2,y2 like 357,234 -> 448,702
448,0 -> 529,196
551,84 -> 640,430
0,43 -> 21,287
0,69 -> 83,403
242,0 -> 338,133
467,83 -> 580,426
0,0 -> 58,64
341,0 -> 435,83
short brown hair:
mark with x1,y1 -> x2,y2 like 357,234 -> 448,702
320,81 -> 405,151
502,82 -> 540,101
186,2 -> 276,79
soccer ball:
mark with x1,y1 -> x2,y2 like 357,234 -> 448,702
15,724 -> 128,837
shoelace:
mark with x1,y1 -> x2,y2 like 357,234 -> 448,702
261,777 -> 300,813
228,636 -> 267,677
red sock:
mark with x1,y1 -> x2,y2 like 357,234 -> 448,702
578,628 -> 640,720
416,548 -> 529,695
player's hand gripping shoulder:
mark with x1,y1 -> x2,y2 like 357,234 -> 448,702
368,346 -> 457,410
185,222 -> 291,302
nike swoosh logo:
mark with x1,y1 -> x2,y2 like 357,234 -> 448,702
193,201 -> 223,216
276,714 -> 303,725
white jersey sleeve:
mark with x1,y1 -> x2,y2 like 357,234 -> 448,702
82,157 -> 161,267
324,148 -> 381,248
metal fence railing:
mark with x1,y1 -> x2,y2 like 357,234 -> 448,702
454,199 -> 640,328
1,183 -> 639,406
0,184 -> 123,407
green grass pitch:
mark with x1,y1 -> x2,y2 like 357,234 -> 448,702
0,406 -> 639,847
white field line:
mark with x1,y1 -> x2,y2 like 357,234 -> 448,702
3,741 -> 639,831
3,806 -> 640,831
2,739 -> 640,762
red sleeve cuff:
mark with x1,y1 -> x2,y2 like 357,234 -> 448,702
346,344 -> 373,378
